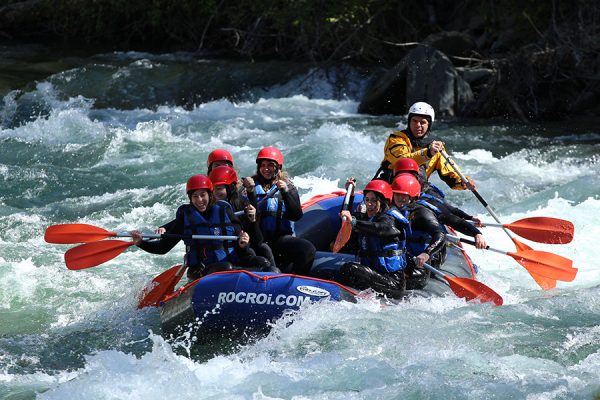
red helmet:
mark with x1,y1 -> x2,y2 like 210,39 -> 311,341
186,174 -> 213,193
391,173 -> 421,197
208,165 -> 238,186
364,179 -> 392,201
256,146 -> 284,166
393,158 -> 419,174
207,149 -> 234,168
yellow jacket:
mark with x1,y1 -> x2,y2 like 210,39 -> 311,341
382,130 -> 467,190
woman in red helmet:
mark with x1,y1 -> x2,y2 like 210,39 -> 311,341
393,158 -> 486,249
334,179 -> 408,298
241,146 -> 316,276
131,174 -> 274,280
390,173 -> 447,289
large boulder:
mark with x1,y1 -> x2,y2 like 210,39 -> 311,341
358,45 -> 473,116
423,31 -> 477,58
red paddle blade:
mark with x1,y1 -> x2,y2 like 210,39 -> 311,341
138,264 -> 186,309
65,240 -> 133,270
508,249 -> 577,282
45,223 -> 115,244
506,217 -> 574,244
445,276 -> 503,306
332,219 -> 352,253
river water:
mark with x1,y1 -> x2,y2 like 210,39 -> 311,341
1,49 -> 599,400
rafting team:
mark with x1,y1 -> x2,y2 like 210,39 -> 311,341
130,101 -> 488,299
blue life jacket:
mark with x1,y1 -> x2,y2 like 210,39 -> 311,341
420,192 -> 445,205
426,183 -> 446,199
255,183 -> 294,237
401,201 -> 444,257
357,211 -> 406,274
179,201 -> 239,267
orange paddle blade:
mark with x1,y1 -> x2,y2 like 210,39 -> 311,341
65,240 -> 133,270
512,237 -> 557,290
508,249 -> 577,282
138,264 -> 187,309
45,223 -> 116,244
505,217 -> 574,244
528,272 -> 557,290
332,218 -> 352,253
445,276 -> 503,306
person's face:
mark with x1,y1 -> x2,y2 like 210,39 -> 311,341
259,160 -> 278,180
410,116 -> 429,138
393,193 -> 411,208
190,189 -> 211,212
364,191 -> 381,216
213,185 -> 227,200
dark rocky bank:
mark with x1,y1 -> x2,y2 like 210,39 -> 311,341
1,0 -> 598,120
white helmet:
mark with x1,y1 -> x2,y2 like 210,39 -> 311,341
408,102 -> 435,123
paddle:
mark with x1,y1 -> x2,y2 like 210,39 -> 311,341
45,223 -> 238,244
477,217 -> 574,244
440,150 -> 568,289
446,234 -> 577,282
64,234 -> 239,270
332,181 -> 355,253
233,185 -> 279,217
45,223 -> 132,244
422,262 -> 503,306
137,264 -> 187,309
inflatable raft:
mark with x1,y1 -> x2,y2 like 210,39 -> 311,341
159,191 -> 477,339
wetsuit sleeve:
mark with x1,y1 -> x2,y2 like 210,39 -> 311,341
354,213 -> 403,238
410,206 -> 446,256
383,131 -> 430,170
432,201 -> 481,237
138,216 -> 183,255
440,214 -> 482,237
442,202 -> 472,220
159,219 -> 176,232
222,207 -> 256,259
281,182 -> 303,221
234,208 -> 265,247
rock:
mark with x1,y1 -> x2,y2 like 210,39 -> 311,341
456,67 -> 495,85
423,31 -> 477,57
358,45 -> 473,117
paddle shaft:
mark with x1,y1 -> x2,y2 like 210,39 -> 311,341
421,262 -> 446,279
340,182 -> 355,220
111,233 -> 239,241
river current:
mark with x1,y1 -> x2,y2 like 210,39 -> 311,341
1,50 -> 599,399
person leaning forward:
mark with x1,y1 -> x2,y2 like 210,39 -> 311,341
375,101 -> 476,191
